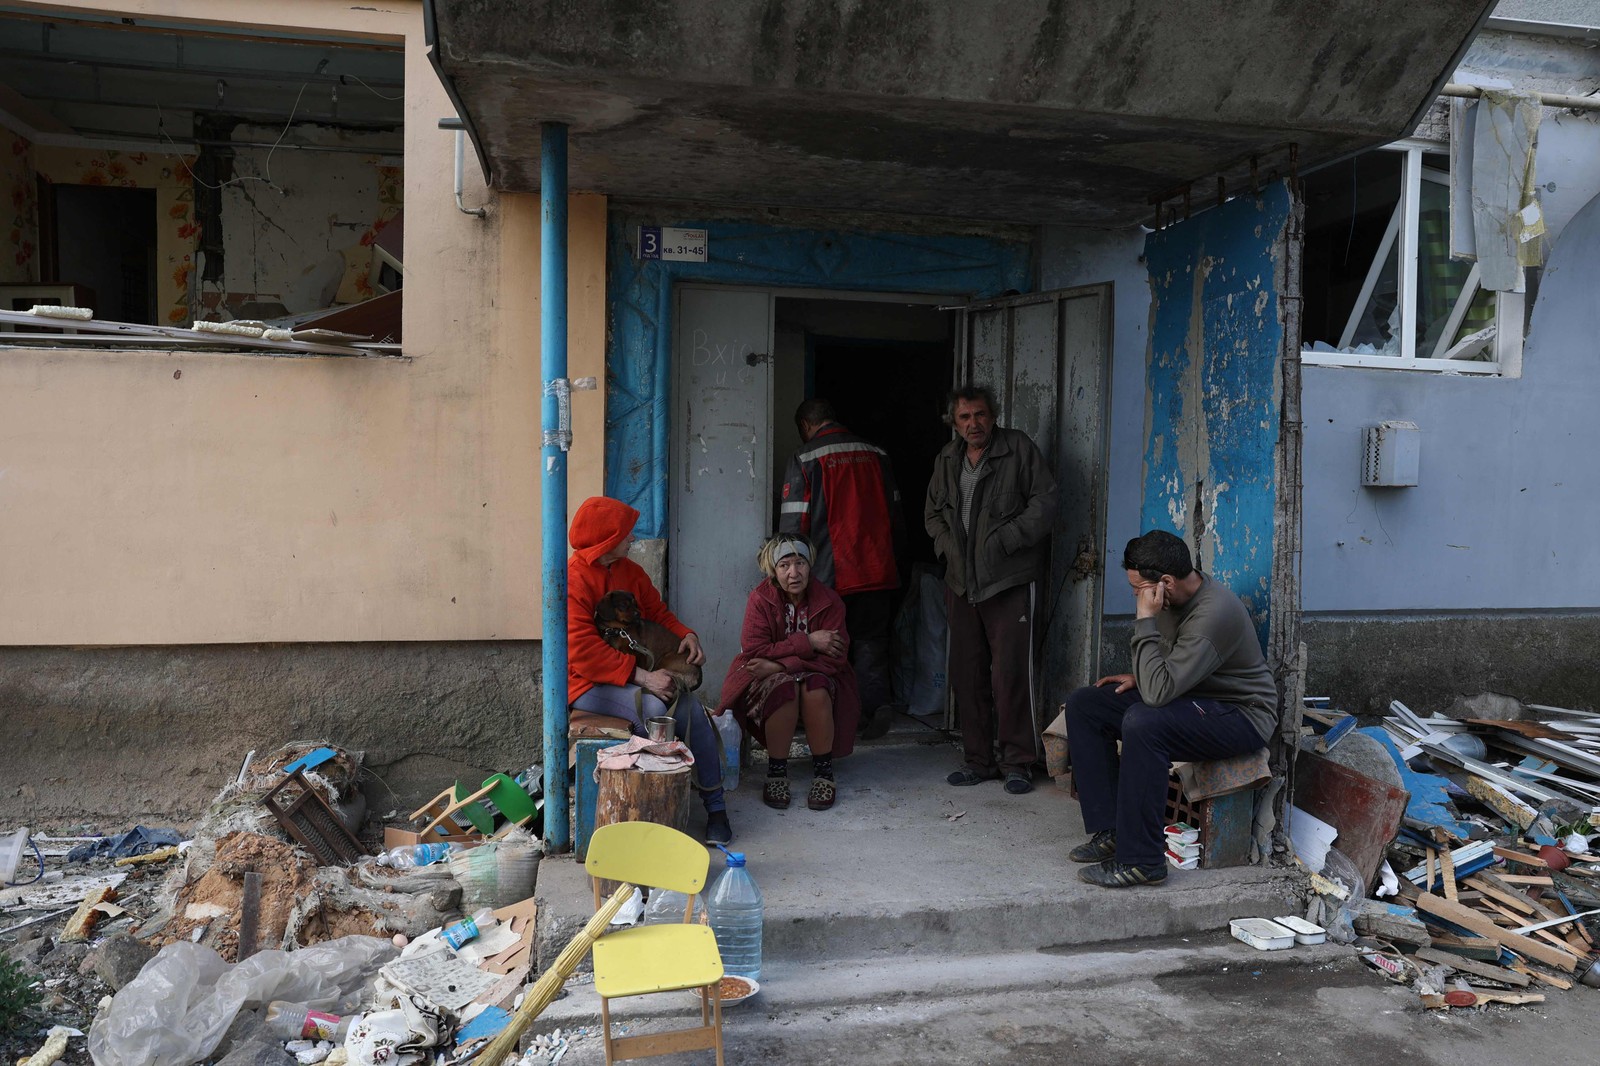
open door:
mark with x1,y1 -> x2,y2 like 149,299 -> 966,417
669,286 -> 775,703
958,284 -> 1113,733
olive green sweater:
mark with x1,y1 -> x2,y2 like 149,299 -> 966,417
1130,574 -> 1277,742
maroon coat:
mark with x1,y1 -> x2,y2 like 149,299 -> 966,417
716,579 -> 860,757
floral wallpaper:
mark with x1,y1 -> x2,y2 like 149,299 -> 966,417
2,128 -> 38,284
336,161 -> 404,304
33,146 -> 199,324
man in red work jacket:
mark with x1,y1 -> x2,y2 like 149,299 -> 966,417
778,399 -> 905,739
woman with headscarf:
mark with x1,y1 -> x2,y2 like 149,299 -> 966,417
718,533 -> 860,812
567,496 -> 731,844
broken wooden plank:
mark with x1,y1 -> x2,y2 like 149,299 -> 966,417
1510,962 -> 1574,989
58,885 -> 118,944
1466,776 -> 1538,829
1467,718 -> 1571,740
1468,989 -> 1545,1006
1441,842 -> 1459,902
1414,892 -> 1579,971
1496,874 -> 1554,886
1414,947 -> 1532,987
1428,933 -> 1503,962
1493,846 -> 1550,869
1465,874 -> 1536,915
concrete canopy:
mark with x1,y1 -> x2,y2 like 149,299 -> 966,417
425,0 -> 1493,227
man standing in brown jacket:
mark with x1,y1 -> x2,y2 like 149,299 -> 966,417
925,385 -> 1058,795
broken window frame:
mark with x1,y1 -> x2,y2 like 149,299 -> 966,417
1301,138 -> 1525,377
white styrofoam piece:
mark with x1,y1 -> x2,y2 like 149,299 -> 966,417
1273,915 -> 1327,945
1230,918 -> 1296,951
0,828 -> 31,885
1288,806 -> 1338,873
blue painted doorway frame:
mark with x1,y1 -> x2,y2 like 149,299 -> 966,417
1141,181 -> 1296,646
604,213 -> 1032,539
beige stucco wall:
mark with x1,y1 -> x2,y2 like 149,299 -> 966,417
0,0 -> 605,644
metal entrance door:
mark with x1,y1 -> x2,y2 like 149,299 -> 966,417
959,284 -> 1113,730
669,286 -> 774,702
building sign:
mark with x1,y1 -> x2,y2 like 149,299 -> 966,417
637,226 -> 708,262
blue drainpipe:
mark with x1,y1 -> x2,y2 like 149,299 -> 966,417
540,122 -> 571,853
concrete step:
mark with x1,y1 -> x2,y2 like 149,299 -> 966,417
536,736 -> 1305,971
532,934 -> 1348,1029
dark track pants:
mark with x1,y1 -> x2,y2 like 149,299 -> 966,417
843,590 -> 893,715
1063,684 -> 1265,866
947,582 -> 1038,778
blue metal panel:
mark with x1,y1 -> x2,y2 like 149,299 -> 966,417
1141,183 -> 1293,640
606,215 -> 1032,537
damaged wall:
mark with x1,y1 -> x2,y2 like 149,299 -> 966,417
0,0 -> 607,650
1044,25 -> 1600,717
1139,184 -> 1293,636
214,129 -> 402,318
0,642 -> 537,826
0,0 -> 608,825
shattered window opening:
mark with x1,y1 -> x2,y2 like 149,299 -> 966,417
0,11 -> 405,353
1301,142 -> 1522,375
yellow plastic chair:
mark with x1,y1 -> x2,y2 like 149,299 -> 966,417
585,821 -> 725,1066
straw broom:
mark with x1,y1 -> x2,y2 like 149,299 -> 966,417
475,881 -> 636,1066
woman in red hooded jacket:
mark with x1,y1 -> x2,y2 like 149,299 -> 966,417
568,496 -> 731,845
718,533 -> 860,813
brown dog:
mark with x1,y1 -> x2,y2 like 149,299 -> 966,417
594,590 -> 703,693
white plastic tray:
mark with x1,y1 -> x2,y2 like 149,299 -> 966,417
1272,915 -> 1327,945
1230,917 -> 1295,950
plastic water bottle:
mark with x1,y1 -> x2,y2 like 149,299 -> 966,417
376,842 -> 456,869
441,907 -> 498,949
707,848 -> 763,980
264,1001 -> 352,1042
714,713 -> 742,791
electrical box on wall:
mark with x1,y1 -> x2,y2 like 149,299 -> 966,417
1362,421 -> 1420,487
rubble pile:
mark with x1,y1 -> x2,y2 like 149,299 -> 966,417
1296,695 -> 1600,1008
1,742 -> 550,1066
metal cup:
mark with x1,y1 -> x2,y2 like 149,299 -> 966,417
646,716 -> 675,742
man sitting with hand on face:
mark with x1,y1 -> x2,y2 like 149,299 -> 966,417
1062,530 -> 1276,888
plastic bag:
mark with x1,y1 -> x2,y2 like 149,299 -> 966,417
88,936 -> 396,1066
446,835 -> 540,911
643,888 -> 706,925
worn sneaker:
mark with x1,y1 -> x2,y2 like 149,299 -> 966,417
1003,772 -> 1033,795
704,811 -> 732,846
1068,830 -> 1117,864
946,768 -> 1001,787
1078,858 -> 1167,888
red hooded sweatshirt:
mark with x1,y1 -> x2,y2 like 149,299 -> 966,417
567,496 -> 693,705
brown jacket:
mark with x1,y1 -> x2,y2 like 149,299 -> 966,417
924,426 -> 1058,603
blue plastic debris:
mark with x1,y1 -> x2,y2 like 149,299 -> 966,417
283,747 -> 339,775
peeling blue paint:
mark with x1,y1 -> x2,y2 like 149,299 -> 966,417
1141,182 -> 1292,642
606,214 -> 1031,537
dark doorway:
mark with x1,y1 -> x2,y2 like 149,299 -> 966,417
51,184 -> 158,324
810,337 -> 951,568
